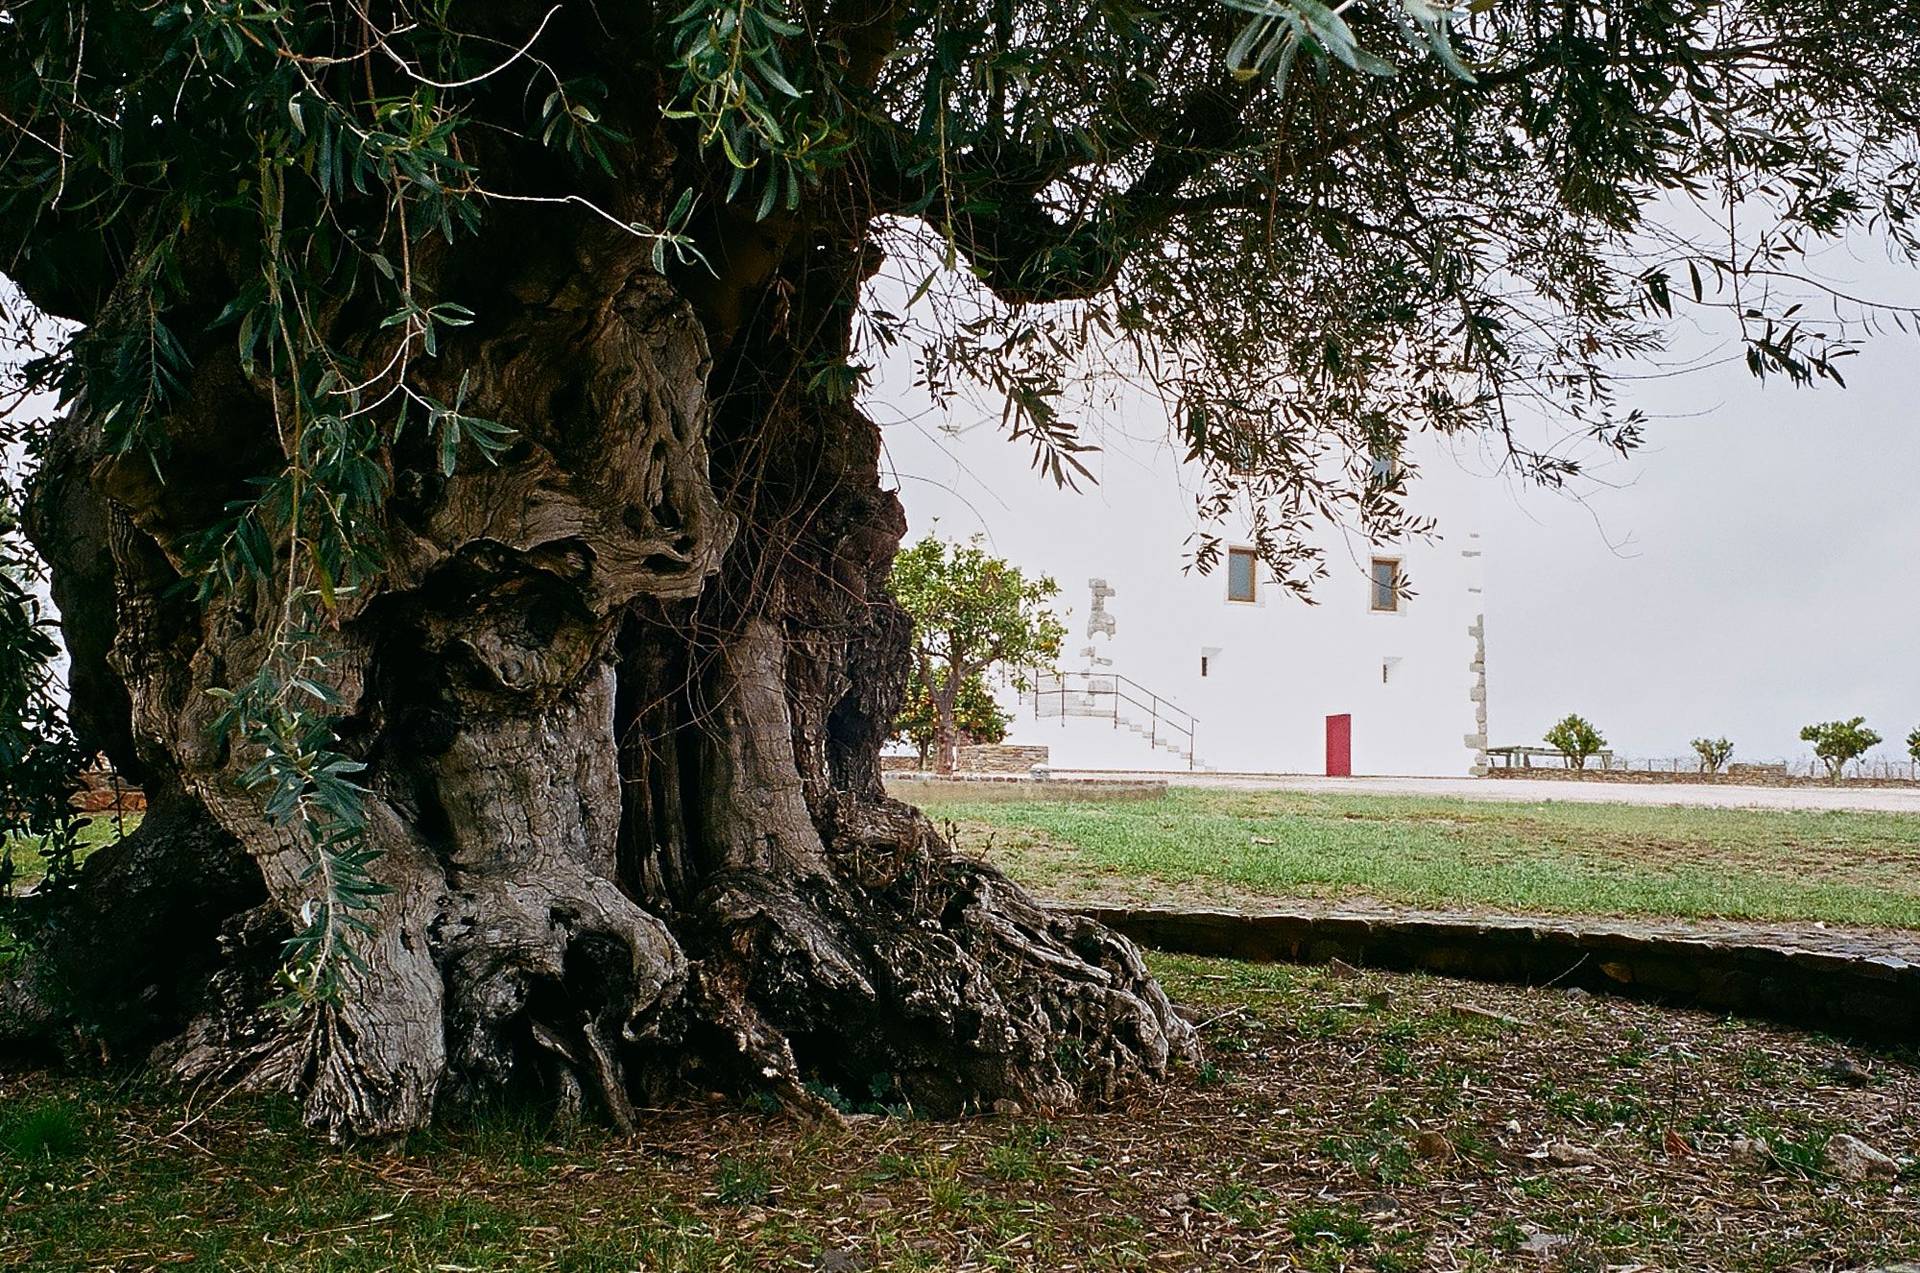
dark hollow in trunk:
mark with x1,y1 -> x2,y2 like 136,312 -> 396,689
7,191 -> 1195,1136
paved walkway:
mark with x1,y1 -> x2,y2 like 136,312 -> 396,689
1047,770 -> 1920,814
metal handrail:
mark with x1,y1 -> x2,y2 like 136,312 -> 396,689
1024,668 -> 1199,769
1027,669 -> 1197,729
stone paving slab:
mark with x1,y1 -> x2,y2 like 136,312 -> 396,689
1059,901 -> 1920,1045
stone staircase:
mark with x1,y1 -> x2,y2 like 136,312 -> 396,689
1025,670 -> 1204,770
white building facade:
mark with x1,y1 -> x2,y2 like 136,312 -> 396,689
884,407 -> 1491,777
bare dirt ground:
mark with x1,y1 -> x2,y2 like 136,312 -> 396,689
3,954 -> 1915,1271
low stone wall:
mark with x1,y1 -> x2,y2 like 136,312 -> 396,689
887,776 -> 1168,804
70,768 -> 146,815
1068,904 -> 1920,1045
880,745 -> 1053,776
953,743 -> 1050,775
1726,763 -> 1790,781
1485,767 -> 1920,790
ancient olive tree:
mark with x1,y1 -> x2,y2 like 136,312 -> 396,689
890,535 -> 1064,774
2,1 -> 1918,1136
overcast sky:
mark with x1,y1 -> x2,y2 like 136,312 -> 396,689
873,248 -> 1920,768
1475,312 -> 1920,763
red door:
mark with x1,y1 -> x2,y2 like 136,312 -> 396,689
1325,713 -> 1352,777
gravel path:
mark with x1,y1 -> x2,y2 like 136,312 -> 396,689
1047,770 -> 1920,813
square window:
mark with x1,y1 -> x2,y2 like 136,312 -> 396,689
1370,558 -> 1401,612
1227,548 -> 1257,603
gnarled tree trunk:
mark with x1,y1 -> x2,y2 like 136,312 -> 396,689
7,174 -> 1194,1135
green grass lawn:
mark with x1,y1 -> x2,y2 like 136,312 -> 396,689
2,815 -> 136,893
915,787 -> 1920,928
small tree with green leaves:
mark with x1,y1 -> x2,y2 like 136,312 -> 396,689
890,536 -> 1064,774
1800,718 -> 1882,784
1905,727 -> 1919,771
1544,714 -> 1607,770
1691,737 -> 1734,776
892,668 -> 1010,770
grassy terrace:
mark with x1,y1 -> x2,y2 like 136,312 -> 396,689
910,785 -> 1920,929
3,953 -> 1916,1271
4,793 -> 1918,1268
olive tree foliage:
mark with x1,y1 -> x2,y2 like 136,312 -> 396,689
1800,717 -> 1882,783
0,0 -> 1917,1135
889,535 -> 1064,773
873,0 -> 1920,597
1908,727 -> 1920,767
1544,712 -> 1606,768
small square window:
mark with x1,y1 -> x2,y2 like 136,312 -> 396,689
1370,558 -> 1401,612
1227,548 -> 1257,603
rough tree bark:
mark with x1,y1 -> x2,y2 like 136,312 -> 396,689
5,162 -> 1196,1135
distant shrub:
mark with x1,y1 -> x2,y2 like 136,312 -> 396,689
1799,717 -> 1882,784
1691,737 -> 1734,775
1908,727 -> 1920,766
1544,714 -> 1607,770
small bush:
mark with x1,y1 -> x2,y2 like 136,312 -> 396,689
1799,717 -> 1882,783
1544,714 -> 1607,769
1907,726 -> 1920,766
1691,737 -> 1733,775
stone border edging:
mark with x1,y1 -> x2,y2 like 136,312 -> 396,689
1062,905 -> 1920,1045
1484,767 -> 1920,791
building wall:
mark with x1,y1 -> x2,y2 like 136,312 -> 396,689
1013,507 -> 1486,775
867,276 -> 1493,778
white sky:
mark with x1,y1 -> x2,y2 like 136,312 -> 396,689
872,247 -> 1920,768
